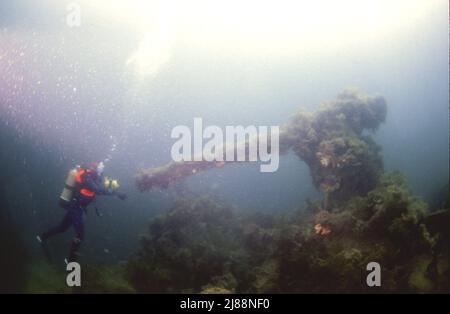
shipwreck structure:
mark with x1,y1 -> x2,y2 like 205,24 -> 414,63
136,88 -> 387,206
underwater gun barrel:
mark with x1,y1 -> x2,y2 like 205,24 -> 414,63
136,89 -> 387,195
135,130 -> 283,191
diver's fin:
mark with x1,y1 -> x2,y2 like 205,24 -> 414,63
37,235 -> 52,263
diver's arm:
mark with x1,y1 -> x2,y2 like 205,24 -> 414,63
83,175 -> 113,195
84,174 -> 127,200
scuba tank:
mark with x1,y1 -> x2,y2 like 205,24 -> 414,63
59,166 -> 79,207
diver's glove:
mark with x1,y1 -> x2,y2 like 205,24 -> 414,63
115,191 -> 127,200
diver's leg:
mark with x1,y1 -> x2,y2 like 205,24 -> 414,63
38,209 -> 71,263
68,207 -> 85,262
40,210 -> 72,241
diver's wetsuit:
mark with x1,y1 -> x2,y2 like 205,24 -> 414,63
41,171 -> 114,262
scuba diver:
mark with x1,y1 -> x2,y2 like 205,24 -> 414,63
36,162 -> 127,263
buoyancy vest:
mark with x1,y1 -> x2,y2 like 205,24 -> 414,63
75,168 -> 96,198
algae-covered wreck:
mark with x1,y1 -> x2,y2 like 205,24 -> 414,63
129,90 -> 448,293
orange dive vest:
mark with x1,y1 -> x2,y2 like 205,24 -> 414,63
75,169 -> 96,198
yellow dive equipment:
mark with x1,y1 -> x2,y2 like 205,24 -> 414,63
103,176 -> 120,190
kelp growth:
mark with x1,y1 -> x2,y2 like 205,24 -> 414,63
127,174 -> 448,293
